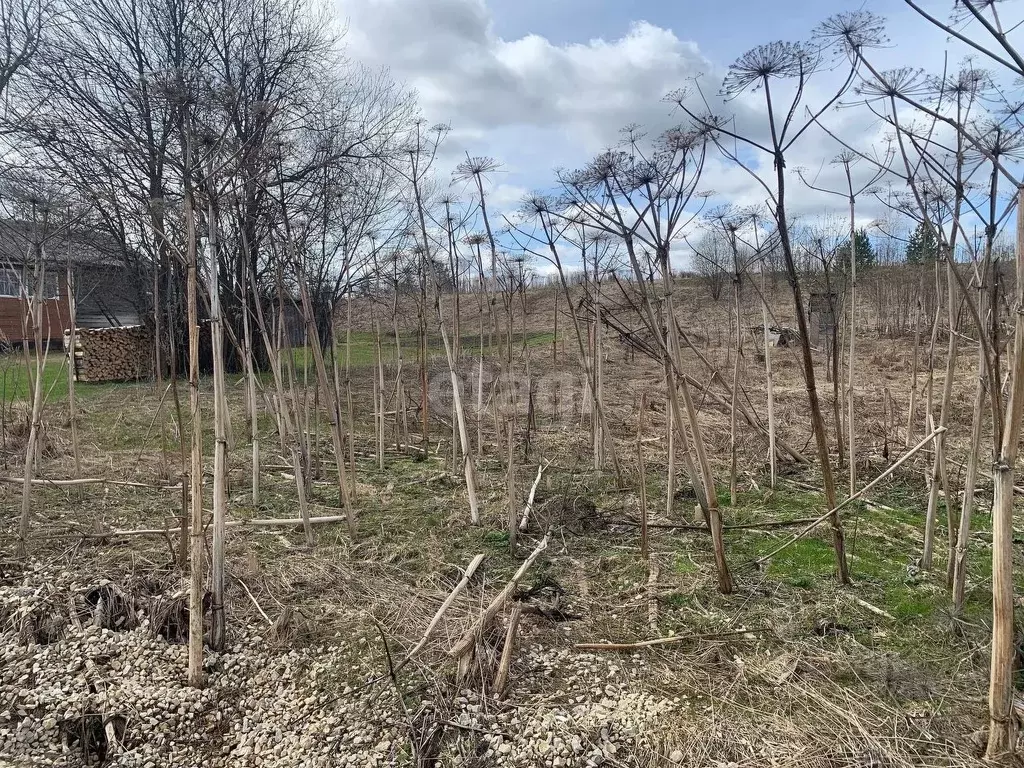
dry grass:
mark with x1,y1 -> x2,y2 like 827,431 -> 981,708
0,273 -> 1015,765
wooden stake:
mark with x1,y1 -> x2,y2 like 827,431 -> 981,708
760,266 -> 777,488
184,172 -> 205,689
434,285 -> 482,525
374,320 -> 384,472
205,162 -> 228,652
344,295 -> 357,497
291,447 -> 315,547
241,254 -> 260,506
66,259 -> 81,478
846,191 -> 858,498
953,246 -> 993,612
729,233 -> 742,506
506,418 -> 516,554
906,294 -> 923,448
17,236 -> 51,557
985,186 -> 1024,760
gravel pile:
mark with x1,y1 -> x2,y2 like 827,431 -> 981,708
0,564 -> 683,767
453,645 -> 680,767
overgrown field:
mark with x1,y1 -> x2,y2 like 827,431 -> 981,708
0,278 -> 1016,767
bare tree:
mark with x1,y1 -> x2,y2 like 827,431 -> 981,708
0,0 -> 49,102
690,230 -> 729,301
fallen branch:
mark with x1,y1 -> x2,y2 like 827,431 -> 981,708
0,476 -> 180,490
783,477 -> 901,510
397,553 -> 484,672
781,478 -> 824,495
450,532 -> 550,678
574,627 -> 765,652
397,471 -> 450,489
239,514 -> 351,528
725,518 -> 821,530
397,443 -> 429,456
615,517 -> 819,532
753,427 -> 946,567
235,576 -> 273,625
847,594 -> 894,621
518,460 -> 551,532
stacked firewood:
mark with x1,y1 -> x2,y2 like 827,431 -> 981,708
64,326 -> 153,383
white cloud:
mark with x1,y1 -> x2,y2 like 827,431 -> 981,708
336,0 -> 993,271
339,0 -> 717,156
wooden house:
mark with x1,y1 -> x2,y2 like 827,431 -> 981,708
0,222 -> 145,347
0,257 -> 71,346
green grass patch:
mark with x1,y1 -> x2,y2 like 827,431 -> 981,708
0,353 -> 71,404
713,482 -> 977,629
764,537 -> 837,579
1,353 -> 147,407
482,529 -> 511,549
662,592 -> 690,608
672,553 -> 698,576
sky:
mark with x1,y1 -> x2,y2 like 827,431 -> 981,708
334,0 -> 1020,269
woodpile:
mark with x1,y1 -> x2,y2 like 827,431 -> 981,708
64,326 -> 153,383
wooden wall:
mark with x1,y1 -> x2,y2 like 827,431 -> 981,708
0,276 -> 72,346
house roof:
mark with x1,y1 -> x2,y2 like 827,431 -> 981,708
0,219 -> 126,269
0,219 -> 146,330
